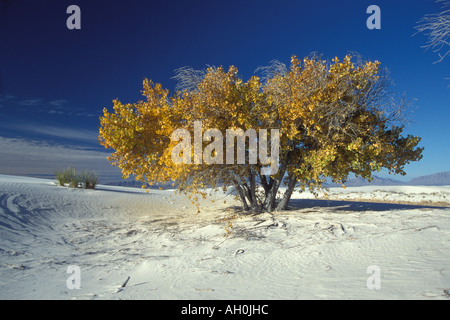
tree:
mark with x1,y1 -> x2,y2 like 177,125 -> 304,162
99,54 -> 423,213
416,0 -> 450,63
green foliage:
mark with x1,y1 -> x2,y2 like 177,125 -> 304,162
79,170 -> 99,189
54,167 -> 99,189
55,166 -> 77,186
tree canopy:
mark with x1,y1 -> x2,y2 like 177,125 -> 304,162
99,54 -> 423,212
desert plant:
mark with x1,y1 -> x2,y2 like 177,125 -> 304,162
55,166 -> 77,186
55,167 -> 99,189
80,170 -> 99,189
54,169 -> 67,186
69,173 -> 81,188
99,54 -> 423,212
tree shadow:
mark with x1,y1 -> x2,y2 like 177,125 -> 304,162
95,185 -> 173,195
212,199 -> 449,217
286,198 -> 449,212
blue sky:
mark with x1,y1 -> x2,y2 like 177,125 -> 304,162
0,0 -> 448,182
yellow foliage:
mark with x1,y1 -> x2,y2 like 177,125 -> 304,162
99,54 -> 423,211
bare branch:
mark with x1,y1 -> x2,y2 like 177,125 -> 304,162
254,60 -> 287,81
415,0 -> 450,63
172,66 -> 206,92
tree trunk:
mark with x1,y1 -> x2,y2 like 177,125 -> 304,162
248,168 -> 260,211
234,183 -> 249,211
262,149 -> 291,212
264,184 -> 278,212
275,174 -> 297,211
234,147 -> 295,213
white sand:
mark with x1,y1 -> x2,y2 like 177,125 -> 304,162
0,174 -> 449,300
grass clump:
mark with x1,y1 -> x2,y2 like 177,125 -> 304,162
55,166 -> 77,186
79,170 -> 99,189
55,167 -> 99,189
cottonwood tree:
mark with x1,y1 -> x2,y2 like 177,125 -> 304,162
99,54 -> 423,213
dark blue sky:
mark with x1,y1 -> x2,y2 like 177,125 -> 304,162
0,0 -> 448,181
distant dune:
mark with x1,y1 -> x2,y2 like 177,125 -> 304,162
324,172 -> 450,188
105,172 -> 450,190
408,172 -> 450,186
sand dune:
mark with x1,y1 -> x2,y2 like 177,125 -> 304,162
0,174 -> 449,299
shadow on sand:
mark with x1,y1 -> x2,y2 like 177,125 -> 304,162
286,198 -> 448,212
95,185 -> 177,195
95,185 -> 448,213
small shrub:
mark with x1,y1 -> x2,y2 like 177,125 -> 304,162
54,170 -> 66,186
69,173 -> 81,188
80,170 -> 99,189
55,166 -> 77,186
55,167 -> 99,189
